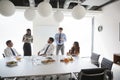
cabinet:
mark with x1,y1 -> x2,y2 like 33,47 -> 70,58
113,54 -> 120,65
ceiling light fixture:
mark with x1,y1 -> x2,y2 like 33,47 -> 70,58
53,0 -> 64,23
0,0 -> 16,17
24,0 -> 36,21
37,0 -> 52,17
72,0 -> 86,20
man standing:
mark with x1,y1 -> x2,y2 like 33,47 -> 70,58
55,27 -> 67,55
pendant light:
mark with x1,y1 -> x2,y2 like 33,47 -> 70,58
53,0 -> 64,23
37,0 -> 52,17
0,0 -> 16,17
24,0 -> 36,21
72,0 -> 86,19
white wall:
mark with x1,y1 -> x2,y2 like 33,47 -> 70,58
0,8 -> 97,58
93,1 -> 120,60
33,12 -> 93,57
0,10 -> 33,58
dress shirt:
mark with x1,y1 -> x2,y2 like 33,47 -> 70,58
55,33 -> 67,45
39,43 -> 55,55
4,47 -> 19,57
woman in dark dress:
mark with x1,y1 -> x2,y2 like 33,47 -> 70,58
22,29 -> 33,56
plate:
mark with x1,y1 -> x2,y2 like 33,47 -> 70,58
46,57 -> 53,60
6,61 -> 18,67
41,59 -> 55,64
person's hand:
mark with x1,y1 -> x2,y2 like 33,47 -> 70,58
40,54 -> 47,57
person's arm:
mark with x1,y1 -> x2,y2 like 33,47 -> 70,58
47,44 -> 55,55
31,36 -> 33,43
38,44 -> 46,55
22,35 -> 26,42
62,33 -> 67,42
55,33 -> 58,43
13,48 -> 21,56
4,49 -> 11,57
64,34 -> 67,41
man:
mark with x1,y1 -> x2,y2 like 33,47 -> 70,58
4,40 -> 20,57
55,27 -> 67,55
38,37 -> 55,56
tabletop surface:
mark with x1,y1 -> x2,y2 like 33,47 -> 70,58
0,55 -> 96,78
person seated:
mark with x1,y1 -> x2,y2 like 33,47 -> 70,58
4,40 -> 20,57
67,41 -> 80,56
38,37 -> 55,56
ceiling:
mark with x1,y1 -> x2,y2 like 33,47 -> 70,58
9,0 -> 118,10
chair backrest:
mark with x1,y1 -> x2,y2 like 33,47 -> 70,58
0,76 -> 4,80
91,53 -> 100,67
101,58 -> 113,70
78,68 -> 107,80
2,53 -> 5,58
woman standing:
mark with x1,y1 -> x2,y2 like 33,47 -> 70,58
22,29 -> 33,56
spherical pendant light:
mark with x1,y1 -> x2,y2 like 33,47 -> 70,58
53,10 -> 64,22
37,1 -> 52,17
72,4 -> 86,20
24,7 -> 36,21
0,0 -> 16,16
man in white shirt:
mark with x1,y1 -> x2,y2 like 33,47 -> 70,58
4,40 -> 20,57
38,37 -> 55,56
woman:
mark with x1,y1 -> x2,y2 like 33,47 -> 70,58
22,29 -> 33,56
67,41 -> 80,56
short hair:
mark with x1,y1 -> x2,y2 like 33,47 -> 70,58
49,37 -> 54,42
59,27 -> 63,30
6,40 -> 11,45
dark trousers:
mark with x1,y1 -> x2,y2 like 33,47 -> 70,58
23,43 -> 31,56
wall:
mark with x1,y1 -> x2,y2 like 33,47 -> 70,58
93,1 -> 120,60
33,11 -> 93,56
0,10 -> 33,58
33,13 -> 58,55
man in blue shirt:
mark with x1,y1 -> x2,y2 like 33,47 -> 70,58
55,27 -> 67,55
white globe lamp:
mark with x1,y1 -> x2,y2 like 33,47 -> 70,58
0,0 -> 16,16
53,10 -> 64,22
37,1 -> 52,17
24,7 -> 36,21
72,4 -> 86,19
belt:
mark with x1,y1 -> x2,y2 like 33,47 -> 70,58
57,44 -> 64,46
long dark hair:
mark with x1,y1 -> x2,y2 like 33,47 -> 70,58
71,41 -> 80,53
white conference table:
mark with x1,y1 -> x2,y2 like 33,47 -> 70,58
0,55 -> 97,78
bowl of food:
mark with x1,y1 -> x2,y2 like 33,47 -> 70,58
16,57 -> 22,61
6,61 -> 17,67
41,59 -> 55,64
